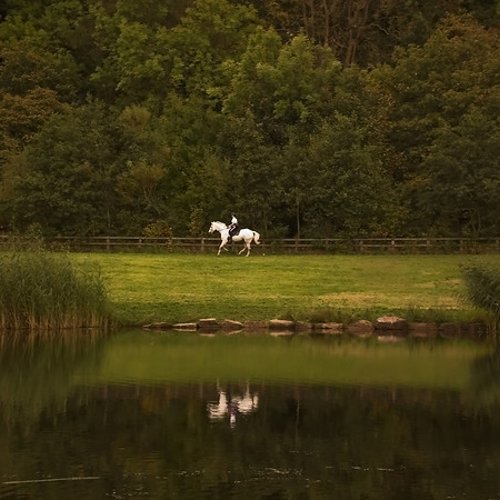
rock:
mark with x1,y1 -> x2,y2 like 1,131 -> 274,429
374,315 -> 408,332
295,321 -> 313,332
220,319 -> 244,331
408,322 -> 438,337
143,321 -> 173,330
172,322 -> 198,331
197,318 -> 220,331
461,322 -> 487,338
243,320 -> 269,331
269,319 -> 295,330
438,322 -> 459,338
439,321 -> 487,339
346,320 -> 374,336
313,322 -> 343,334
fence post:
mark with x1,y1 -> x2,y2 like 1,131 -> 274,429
106,236 -> 110,252
201,238 -> 205,252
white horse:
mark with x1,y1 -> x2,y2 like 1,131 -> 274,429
207,385 -> 259,427
208,221 -> 261,256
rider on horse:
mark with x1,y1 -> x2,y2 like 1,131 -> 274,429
228,215 -> 239,241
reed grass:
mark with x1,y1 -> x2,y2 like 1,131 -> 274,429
0,239 -> 112,333
462,264 -> 500,334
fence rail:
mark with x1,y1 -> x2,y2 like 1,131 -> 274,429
1,235 -> 499,254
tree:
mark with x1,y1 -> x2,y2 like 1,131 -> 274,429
7,103 -> 121,235
420,106 -> 500,236
299,116 -> 398,237
225,30 -> 341,143
0,41 -> 82,101
248,0 -> 500,66
164,0 -> 260,101
373,14 -> 500,235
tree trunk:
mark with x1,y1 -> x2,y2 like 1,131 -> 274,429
344,0 -> 372,66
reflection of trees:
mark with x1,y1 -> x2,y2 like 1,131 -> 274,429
0,332 -> 105,428
469,348 -> 500,408
0,333 -> 108,494
4,380 -> 500,499
2,331 -> 500,499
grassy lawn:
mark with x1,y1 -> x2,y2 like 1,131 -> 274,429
74,253 -> 500,325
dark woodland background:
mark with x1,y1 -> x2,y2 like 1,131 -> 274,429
0,0 -> 499,238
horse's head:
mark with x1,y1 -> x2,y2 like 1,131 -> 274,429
209,221 -> 227,233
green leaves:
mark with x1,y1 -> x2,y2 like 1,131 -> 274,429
7,102 -> 120,235
373,13 -> 500,236
0,0 -> 498,238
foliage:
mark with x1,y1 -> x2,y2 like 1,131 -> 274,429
0,1 -> 498,238
373,14 -> 500,236
142,220 -> 172,238
5,102 -> 121,235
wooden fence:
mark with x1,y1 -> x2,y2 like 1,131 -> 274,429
2,235 -> 498,254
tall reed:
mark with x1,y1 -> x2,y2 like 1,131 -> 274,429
0,238 -> 113,333
462,264 -> 500,335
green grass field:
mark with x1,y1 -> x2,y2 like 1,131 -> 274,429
73,253 -> 500,326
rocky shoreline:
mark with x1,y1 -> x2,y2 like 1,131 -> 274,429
143,315 -> 488,340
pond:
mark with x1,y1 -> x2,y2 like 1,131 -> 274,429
1,330 -> 500,499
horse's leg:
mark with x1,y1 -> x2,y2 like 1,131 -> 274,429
238,240 -> 251,256
218,241 -> 226,256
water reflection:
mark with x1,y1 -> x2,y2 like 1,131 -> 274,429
0,331 -> 106,427
469,347 -> 500,409
1,331 -> 500,499
207,382 -> 259,427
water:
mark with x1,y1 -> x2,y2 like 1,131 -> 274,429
1,330 -> 500,499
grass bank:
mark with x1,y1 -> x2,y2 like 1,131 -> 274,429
73,253 -> 500,326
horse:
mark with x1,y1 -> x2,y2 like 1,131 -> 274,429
208,221 -> 261,256
207,383 -> 259,427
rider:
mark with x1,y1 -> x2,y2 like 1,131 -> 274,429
227,215 -> 239,241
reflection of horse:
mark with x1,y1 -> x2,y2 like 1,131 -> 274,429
208,221 -> 261,256
207,385 -> 259,427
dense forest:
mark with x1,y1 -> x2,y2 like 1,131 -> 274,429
0,0 -> 499,238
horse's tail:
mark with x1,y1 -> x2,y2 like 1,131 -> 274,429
253,231 -> 261,245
